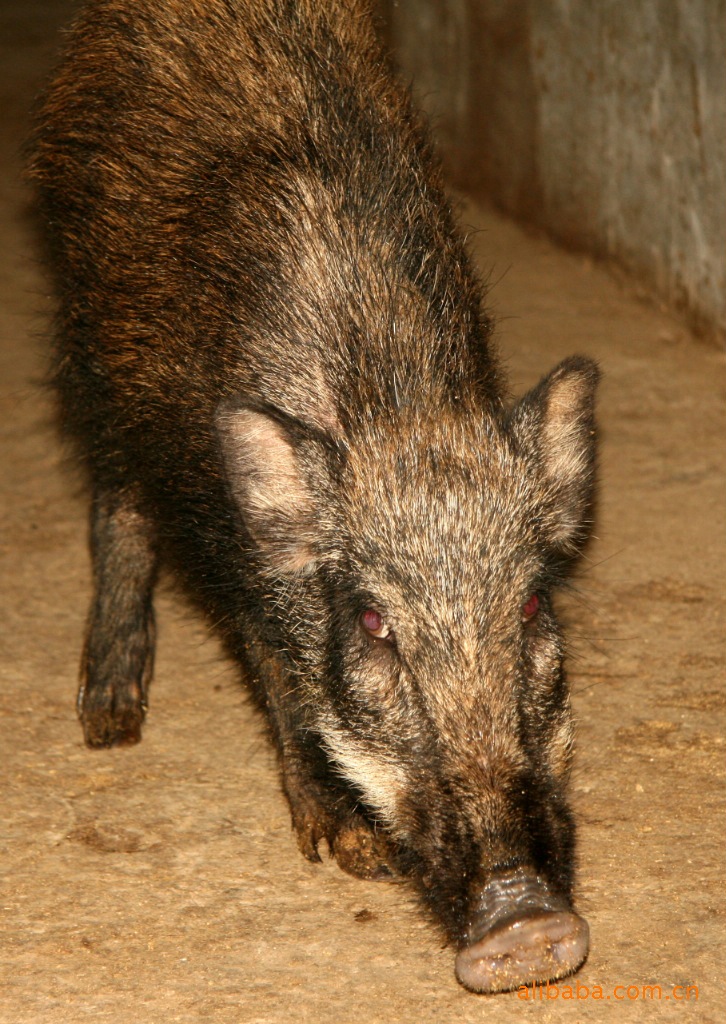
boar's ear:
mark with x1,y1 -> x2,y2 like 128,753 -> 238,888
216,402 -> 323,574
512,356 -> 600,553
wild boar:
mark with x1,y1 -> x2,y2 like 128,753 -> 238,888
27,0 -> 599,992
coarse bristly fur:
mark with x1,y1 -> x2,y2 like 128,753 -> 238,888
27,0 -> 600,992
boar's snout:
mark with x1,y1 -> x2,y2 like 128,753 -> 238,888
455,867 -> 589,993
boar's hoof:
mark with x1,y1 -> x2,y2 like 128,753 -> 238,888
288,795 -> 392,879
330,821 -> 393,881
78,685 -> 146,748
455,868 -> 589,994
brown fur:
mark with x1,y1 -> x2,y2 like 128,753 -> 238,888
27,0 -> 599,989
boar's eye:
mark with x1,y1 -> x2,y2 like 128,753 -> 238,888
522,593 -> 540,623
360,608 -> 393,640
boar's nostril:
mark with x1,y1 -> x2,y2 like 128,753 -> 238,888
455,909 -> 589,994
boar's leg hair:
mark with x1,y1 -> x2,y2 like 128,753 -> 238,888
79,489 -> 158,747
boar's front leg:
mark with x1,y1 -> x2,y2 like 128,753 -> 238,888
258,660 -> 393,880
280,738 -> 395,881
78,489 -> 158,747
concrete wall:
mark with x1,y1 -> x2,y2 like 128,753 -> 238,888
382,0 -> 726,342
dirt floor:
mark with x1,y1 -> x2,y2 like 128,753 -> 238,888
1,3 -> 724,1022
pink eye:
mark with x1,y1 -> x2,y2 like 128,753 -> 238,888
361,608 -> 391,639
522,593 -> 540,622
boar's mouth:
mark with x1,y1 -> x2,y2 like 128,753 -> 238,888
455,867 -> 589,994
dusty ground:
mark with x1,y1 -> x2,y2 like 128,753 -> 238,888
1,2 -> 724,1022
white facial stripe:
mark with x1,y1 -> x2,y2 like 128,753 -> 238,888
319,722 -> 407,828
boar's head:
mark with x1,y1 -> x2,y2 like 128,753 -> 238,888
218,355 -> 598,992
